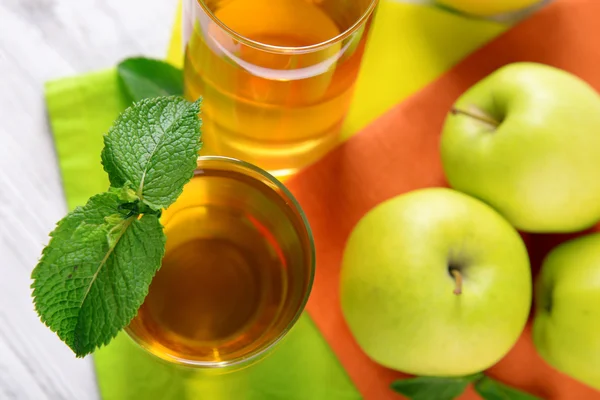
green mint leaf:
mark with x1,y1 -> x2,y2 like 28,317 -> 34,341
31,192 -> 166,357
118,57 -> 183,101
101,96 -> 202,210
474,376 -> 541,400
391,374 -> 483,400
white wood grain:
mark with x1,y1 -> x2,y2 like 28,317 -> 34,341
0,1 -> 177,399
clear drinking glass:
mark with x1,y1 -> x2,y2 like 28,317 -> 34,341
126,156 -> 315,371
183,0 -> 379,177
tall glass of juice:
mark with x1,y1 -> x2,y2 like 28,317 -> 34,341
183,0 -> 379,177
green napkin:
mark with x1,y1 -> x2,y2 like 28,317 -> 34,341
45,68 -> 360,400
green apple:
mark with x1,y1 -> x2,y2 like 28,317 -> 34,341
441,62 -> 600,233
533,233 -> 600,390
340,188 -> 531,376
436,0 -> 541,17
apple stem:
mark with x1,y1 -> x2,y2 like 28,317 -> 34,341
451,269 -> 463,295
450,107 -> 500,128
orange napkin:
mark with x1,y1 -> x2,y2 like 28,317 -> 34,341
286,0 -> 600,399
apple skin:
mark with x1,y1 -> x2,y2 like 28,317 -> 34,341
340,188 -> 531,376
533,233 -> 600,391
441,62 -> 600,233
436,0 -> 541,17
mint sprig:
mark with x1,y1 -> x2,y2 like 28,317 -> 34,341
31,96 -> 202,357
392,373 -> 541,400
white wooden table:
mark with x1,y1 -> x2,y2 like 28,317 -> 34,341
0,1 -> 177,398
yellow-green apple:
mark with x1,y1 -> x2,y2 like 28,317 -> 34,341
340,188 -> 531,376
436,0 -> 541,17
441,62 -> 600,233
533,233 -> 600,391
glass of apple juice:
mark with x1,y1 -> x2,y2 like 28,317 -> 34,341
182,0 -> 379,178
125,156 -> 315,370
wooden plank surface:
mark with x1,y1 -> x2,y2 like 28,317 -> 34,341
0,1 -> 177,398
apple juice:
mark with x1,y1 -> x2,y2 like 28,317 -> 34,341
126,159 -> 313,364
183,0 -> 375,176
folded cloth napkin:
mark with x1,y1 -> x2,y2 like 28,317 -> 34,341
45,71 -> 359,400
285,0 -> 600,398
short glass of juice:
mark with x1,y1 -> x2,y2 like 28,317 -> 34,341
125,156 -> 315,370
183,0 -> 379,177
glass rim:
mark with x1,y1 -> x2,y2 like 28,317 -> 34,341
196,0 -> 379,54
125,155 -> 316,369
